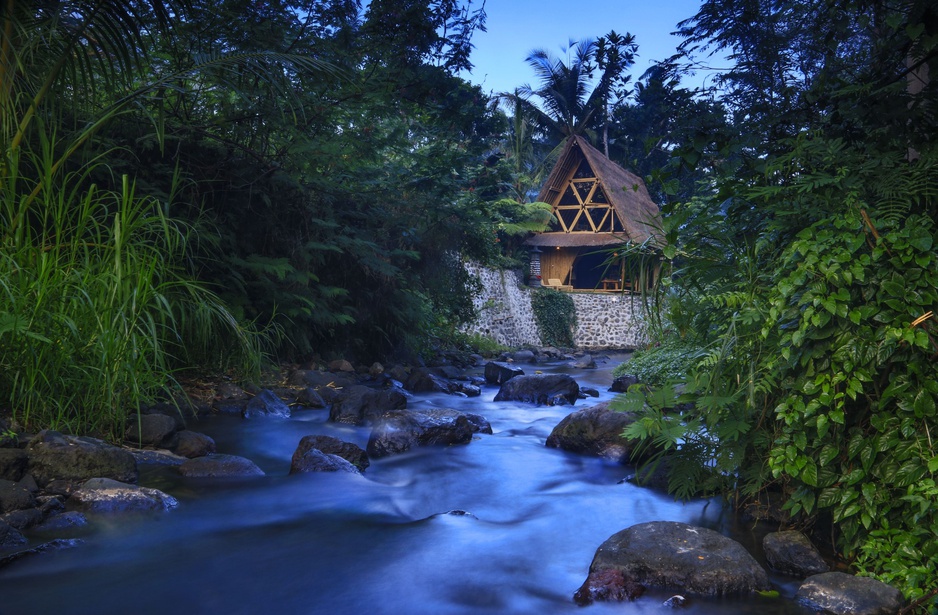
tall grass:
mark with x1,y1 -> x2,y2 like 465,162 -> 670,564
0,139 -> 265,439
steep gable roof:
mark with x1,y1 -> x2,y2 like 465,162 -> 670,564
525,136 -> 663,248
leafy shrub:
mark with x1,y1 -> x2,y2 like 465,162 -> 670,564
531,288 -> 577,347
0,156 -> 264,440
459,333 -> 509,356
612,339 -> 703,387
765,208 -> 938,602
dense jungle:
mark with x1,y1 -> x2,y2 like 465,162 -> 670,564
0,0 -> 936,605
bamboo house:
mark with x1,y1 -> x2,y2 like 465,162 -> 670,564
525,136 -> 664,292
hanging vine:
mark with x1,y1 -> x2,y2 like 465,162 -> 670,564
531,288 -> 577,347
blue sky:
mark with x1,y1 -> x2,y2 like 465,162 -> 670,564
461,0 -> 709,96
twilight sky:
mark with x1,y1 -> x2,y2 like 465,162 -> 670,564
460,0 -> 713,96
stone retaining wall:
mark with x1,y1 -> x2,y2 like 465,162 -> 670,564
462,263 -> 649,349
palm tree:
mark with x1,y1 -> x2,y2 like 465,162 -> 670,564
503,34 -> 636,154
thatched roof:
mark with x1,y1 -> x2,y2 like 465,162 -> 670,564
525,136 -> 663,248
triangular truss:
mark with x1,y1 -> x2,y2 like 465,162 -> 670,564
553,160 -> 623,233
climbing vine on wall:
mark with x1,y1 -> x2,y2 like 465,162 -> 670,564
531,288 -> 577,347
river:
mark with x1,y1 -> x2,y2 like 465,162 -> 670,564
0,355 -> 807,614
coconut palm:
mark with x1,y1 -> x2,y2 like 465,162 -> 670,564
503,33 -> 636,153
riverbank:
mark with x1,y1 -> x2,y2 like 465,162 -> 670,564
0,350 -> 907,614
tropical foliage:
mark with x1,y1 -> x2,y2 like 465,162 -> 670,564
531,288 -> 577,348
613,0 -> 938,602
0,0 -> 533,436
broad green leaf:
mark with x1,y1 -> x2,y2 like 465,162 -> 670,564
913,390 -> 935,418
819,443 -> 838,466
802,458 -> 819,487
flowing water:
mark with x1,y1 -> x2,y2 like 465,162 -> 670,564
0,356 -> 807,615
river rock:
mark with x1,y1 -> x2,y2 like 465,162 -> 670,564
0,449 -> 27,482
291,435 -> 369,473
580,521 -> 770,601
124,413 -> 178,446
483,361 -> 524,385
405,368 -> 456,394
290,448 -> 361,474
494,374 -> 579,406
138,402 -> 191,431
328,359 -> 355,373
570,353 -> 596,369
510,349 -> 538,364
1,507 -> 42,530
212,381 -> 251,414
0,480 -> 37,513
0,538 -> 82,569
177,454 -> 265,478
610,373 -> 639,393
545,401 -> 643,463
165,430 -> 216,458
329,385 -> 407,426
0,519 -> 27,549
295,387 -> 327,408
796,572 -> 904,615
454,382 -> 482,397
367,409 -> 491,458
67,478 -> 178,513
574,568 -> 646,605
26,431 -> 138,486
127,448 -> 188,466
34,510 -> 88,533
763,531 -> 829,577
242,389 -> 291,419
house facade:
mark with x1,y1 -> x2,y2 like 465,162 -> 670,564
525,136 -> 664,292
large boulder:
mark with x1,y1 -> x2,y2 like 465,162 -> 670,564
177,454 -> 265,478
26,431 -> 138,486
329,385 -> 407,426
494,374 -> 579,406
124,413 -> 178,446
763,531 -> 829,577
242,389 -> 291,419
483,361 -> 524,385
577,521 -> 770,604
796,572 -> 904,615
291,436 -> 369,473
367,409 -> 491,458
546,401 -> 644,463
0,449 -> 27,482
67,478 -> 178,513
